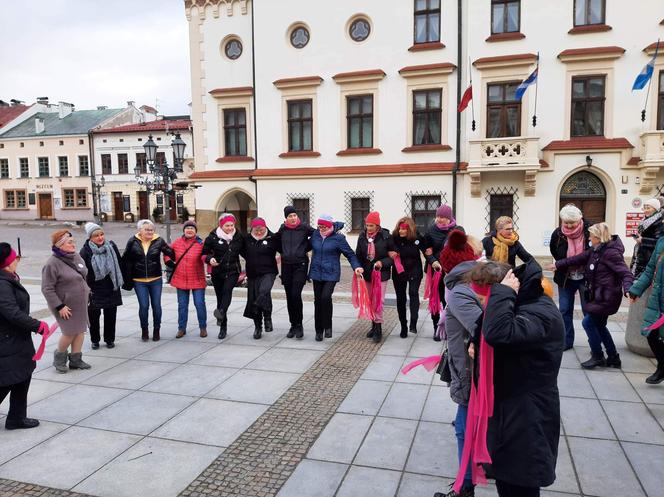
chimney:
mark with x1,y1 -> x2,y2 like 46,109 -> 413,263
58,101 -> 74,119
36,97 -> 49,105
35,118 -> 44,134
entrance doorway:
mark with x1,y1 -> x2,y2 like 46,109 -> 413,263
559,170 -> 606,224
38,193 -> 53,219
138,191 -> 149,220
112,192 -> 123,221
216,189 -> 257,233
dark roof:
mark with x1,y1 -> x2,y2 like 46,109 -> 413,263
0,105 -> 30,130
95,119 -> 191,134
0,108 -> 124,138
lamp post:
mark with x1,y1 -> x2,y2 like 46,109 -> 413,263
135,133 -> 187,243
93,175 -> 106,225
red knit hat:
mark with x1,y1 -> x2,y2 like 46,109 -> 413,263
440,229 -> 476,273
365,211 -> 381,226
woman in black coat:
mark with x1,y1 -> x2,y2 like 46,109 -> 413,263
241,218 -> 279,339
482,216 -> 533,267
356,211 -> 395,343
469,260 -> 564,497
203,213 -> 245,339
80,223 -> 123,349
631,198 -> 664,278
391,217 -> 426,338
0,242 -> 43,430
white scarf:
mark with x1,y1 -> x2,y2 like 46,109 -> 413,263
216,227 -> 236,242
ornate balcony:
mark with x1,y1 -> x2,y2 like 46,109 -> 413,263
467,136 -> 544,197
632,131 -> 664,195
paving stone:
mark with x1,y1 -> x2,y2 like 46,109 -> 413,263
205,369 -> 300,405
622,441 -> 664,497
377,335 -> 412,357
626,373 -> 664,404
307,413 -> 373,464
556,368 -> 595,399
547,437 -> 580,495
191,344 -> 268,368
274,459 -> 347,497
378,382 -> 429,419
396,473 -> 452,497
354,416 -> 418,470
134,340 -> 216,363
82,359 -> 179,390
405,421 -> 459,478
141,364 -> 238,397
396,356 -> 435,385
408,337 -> 443,358
224,328 -> 286,348
560,348 -> 581,369
585,370 -> 641,402
560,397 -> 615,439
335,466 -> 401,497
360,354 -> 404,382
421,385 -> 457,424
0,379 -> 71,415
33,355 -> 127,384
337,379 -> 392,416
246,347 -> 324,374
0,421 -> 68,465
602,400 -> 664,444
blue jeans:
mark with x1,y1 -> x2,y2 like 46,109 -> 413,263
454,404 -> 473,489
582,313 -> 617,356
177,288 -> 207,330
558,279 -> 586,348
134,279 -> 163,329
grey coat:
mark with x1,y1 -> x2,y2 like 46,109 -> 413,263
444,261 -> 482,406
41,254 -> 90,336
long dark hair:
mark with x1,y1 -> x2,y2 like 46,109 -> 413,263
392,217 -> 417,241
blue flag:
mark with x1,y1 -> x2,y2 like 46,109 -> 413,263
515,67 -> 538,101
633,46 -> 659,91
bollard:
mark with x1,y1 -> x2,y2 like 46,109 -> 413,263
17,237 -> 21,257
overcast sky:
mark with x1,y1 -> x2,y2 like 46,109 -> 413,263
0,0 -> 191,116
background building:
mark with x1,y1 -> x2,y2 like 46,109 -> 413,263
184,0 -> 663,255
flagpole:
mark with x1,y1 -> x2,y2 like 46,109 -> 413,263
642,39 -> 660,122
469,56 -> 475,131
532,52 -> 539,128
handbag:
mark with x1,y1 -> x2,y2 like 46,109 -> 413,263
166,240 -> 197,284
436,340 -> 452,384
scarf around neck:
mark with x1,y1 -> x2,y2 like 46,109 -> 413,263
366,230 -> 378,261
216,227 -> 236,242
436,219 -> 457,231
88,240 -> 123,290
561,222 -> 585,258
52,246 -> 75,258
284,219 -> 302,230
639,209 -> 664,235
251,231 -> 268,241
492,232 -> 518,263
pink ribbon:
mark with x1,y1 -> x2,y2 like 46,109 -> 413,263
428,270 -> 442,315
393,254 -> 405,274
645,313 -> 664,331
32,322 -> 59,361
401,355 -> 441,374
352,275 -> 375,321
370,269 -> 384,316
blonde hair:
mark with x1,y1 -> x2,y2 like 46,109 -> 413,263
588,222 -> 611,243
559,204 -> 582,222
466,235 -> 483,257
495,216 -> 513,231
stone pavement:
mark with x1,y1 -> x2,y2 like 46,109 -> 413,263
0,283 -> 662,497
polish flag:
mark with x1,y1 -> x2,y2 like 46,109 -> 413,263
457,85 -> 473,112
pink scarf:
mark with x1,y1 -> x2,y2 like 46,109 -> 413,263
561,222 -> 585,258
453,287 -> 495,493
393,254 -> 405,274
33,322 -> 59,361
366,230 -> 377,261
284,219 -> 302,230
424,266 -> 442,315
352,275 -> 375,321
370,269 -> 384,315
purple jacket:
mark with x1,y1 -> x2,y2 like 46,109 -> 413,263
555,236 -> 634,316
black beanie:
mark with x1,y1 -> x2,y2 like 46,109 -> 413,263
284,205 -> 297,218
0,242 -> 12,267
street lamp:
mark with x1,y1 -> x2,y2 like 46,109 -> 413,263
134,133 -> 187,243
93,175 -> 106,225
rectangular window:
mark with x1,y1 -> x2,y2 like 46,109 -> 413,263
75,189 -> 87,207
63,189 -> 74,208
411,195 -> 441,233
16,190 -> 26,208
135,153 -> 147,174
413,89 -> 442,145
0,159 -> 8,179
658,71 -> 664,131
287,100 -> 313,152
117,153 -> 129,174
62,188 -> 88,208
79,156 -> 89,176
156,151 -> 166,166
487,82 -> 521,138
58,156 -> 69,177
351,197 -> 370,231
38,157 -> 49,177
414,0 -> 440,44
176,193 -> 184,215
19,158 -> 29,178
223,108 -> 247,156
489,194 -> 514,231
101,154 -> 112,175
123,195 -> 131,213
571,75 -> 605,137
5,190 -> 15,209
292,198 -> 311,225
156,194 -> 164,215
574,0 -> 605,26
491,0 -> 520,34
347,95 -> 373,149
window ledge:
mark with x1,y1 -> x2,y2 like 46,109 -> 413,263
3,208 -> 29,211
336,148 -> 383,156
568,24 -> 612,34
61,207 -> 91,210
216,156 -> 255,163
408,41 -> 445,52
485,32 -> 526,42
402,144 -> 452,153
279,151 -> 321,158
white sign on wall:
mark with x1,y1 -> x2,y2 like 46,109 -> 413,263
100,193 -> 111,213
542,230 -> 553,247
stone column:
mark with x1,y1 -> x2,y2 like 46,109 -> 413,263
625,286 -> 655,357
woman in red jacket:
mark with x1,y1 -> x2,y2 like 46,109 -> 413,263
167,220 -> 208,338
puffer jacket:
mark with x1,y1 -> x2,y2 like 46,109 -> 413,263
121,235 -> 174,284
555,236 -> 634,316
241,232 -> 279,278
166,235 -> 206,290
443,260 -> 482,406
355,228 -> 395,282
629,236 -> 664,338
276,223 -> 314,264
203,229 -> 245,277
631,211 -> 664,278
309,222 -> 360,282
549,221 -> 591,287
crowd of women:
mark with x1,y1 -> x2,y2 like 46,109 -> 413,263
2,198 -> 664,497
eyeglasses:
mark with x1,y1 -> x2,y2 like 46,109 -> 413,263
317,225 -> 330,229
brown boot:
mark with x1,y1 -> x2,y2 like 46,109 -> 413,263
200,327 -> 208,338
141,328 -> 149,342
153,328 -> 160,342
175,329 -> 186,339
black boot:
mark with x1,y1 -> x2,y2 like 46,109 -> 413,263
315,330 -> 323,341
605,353 -> 622,369
152,327 -> 160,342
581,351 -> 606,369
366,322 -> 377,338
141,328 -> 149,342
217,310 -> 227,339
253,318 -> 262,340
5,418 -> 40,430
409,320 -> 418,333
264,316 -> 273,332
372,323 -> 382,343
324,328 -> 332,338
286,326 -> 296,339
400,320 -> 408,339
646,364 -> 664,384
295,324 -> 304,339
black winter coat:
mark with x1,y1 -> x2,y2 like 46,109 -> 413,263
203,230 -> 245,277
276,223 -> 314,265
549,221 -> 591,287
483,260 -> 564,488
391,234 -> 426,280
424,223 -> 464,267
355,228 -> 395,282
121,236 -> 174,287
631,212 -> 664,278
0,271 -> 41,386
241,233 -> 279,278
80,241 -> 123,309
482,231 -> 533,267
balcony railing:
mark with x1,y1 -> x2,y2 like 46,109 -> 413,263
468,136 -> 541,169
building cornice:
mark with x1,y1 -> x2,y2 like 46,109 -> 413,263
567,24 -> 612,35
273,76 -> 323,90
184,0 -> 248,21
644,41 -> 664,56
209,86 -> 254,98
542,137 -> 633,151
472,53 -> 537,70
557,46 -> 625,63
398,63 -> 456,78
332,69 -> 386,84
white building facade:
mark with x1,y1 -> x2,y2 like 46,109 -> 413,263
184,0 -> 664,255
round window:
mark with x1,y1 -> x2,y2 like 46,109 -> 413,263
290,26 -> 310,48
349,18 -> 371,42
224,39 -> 242,60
